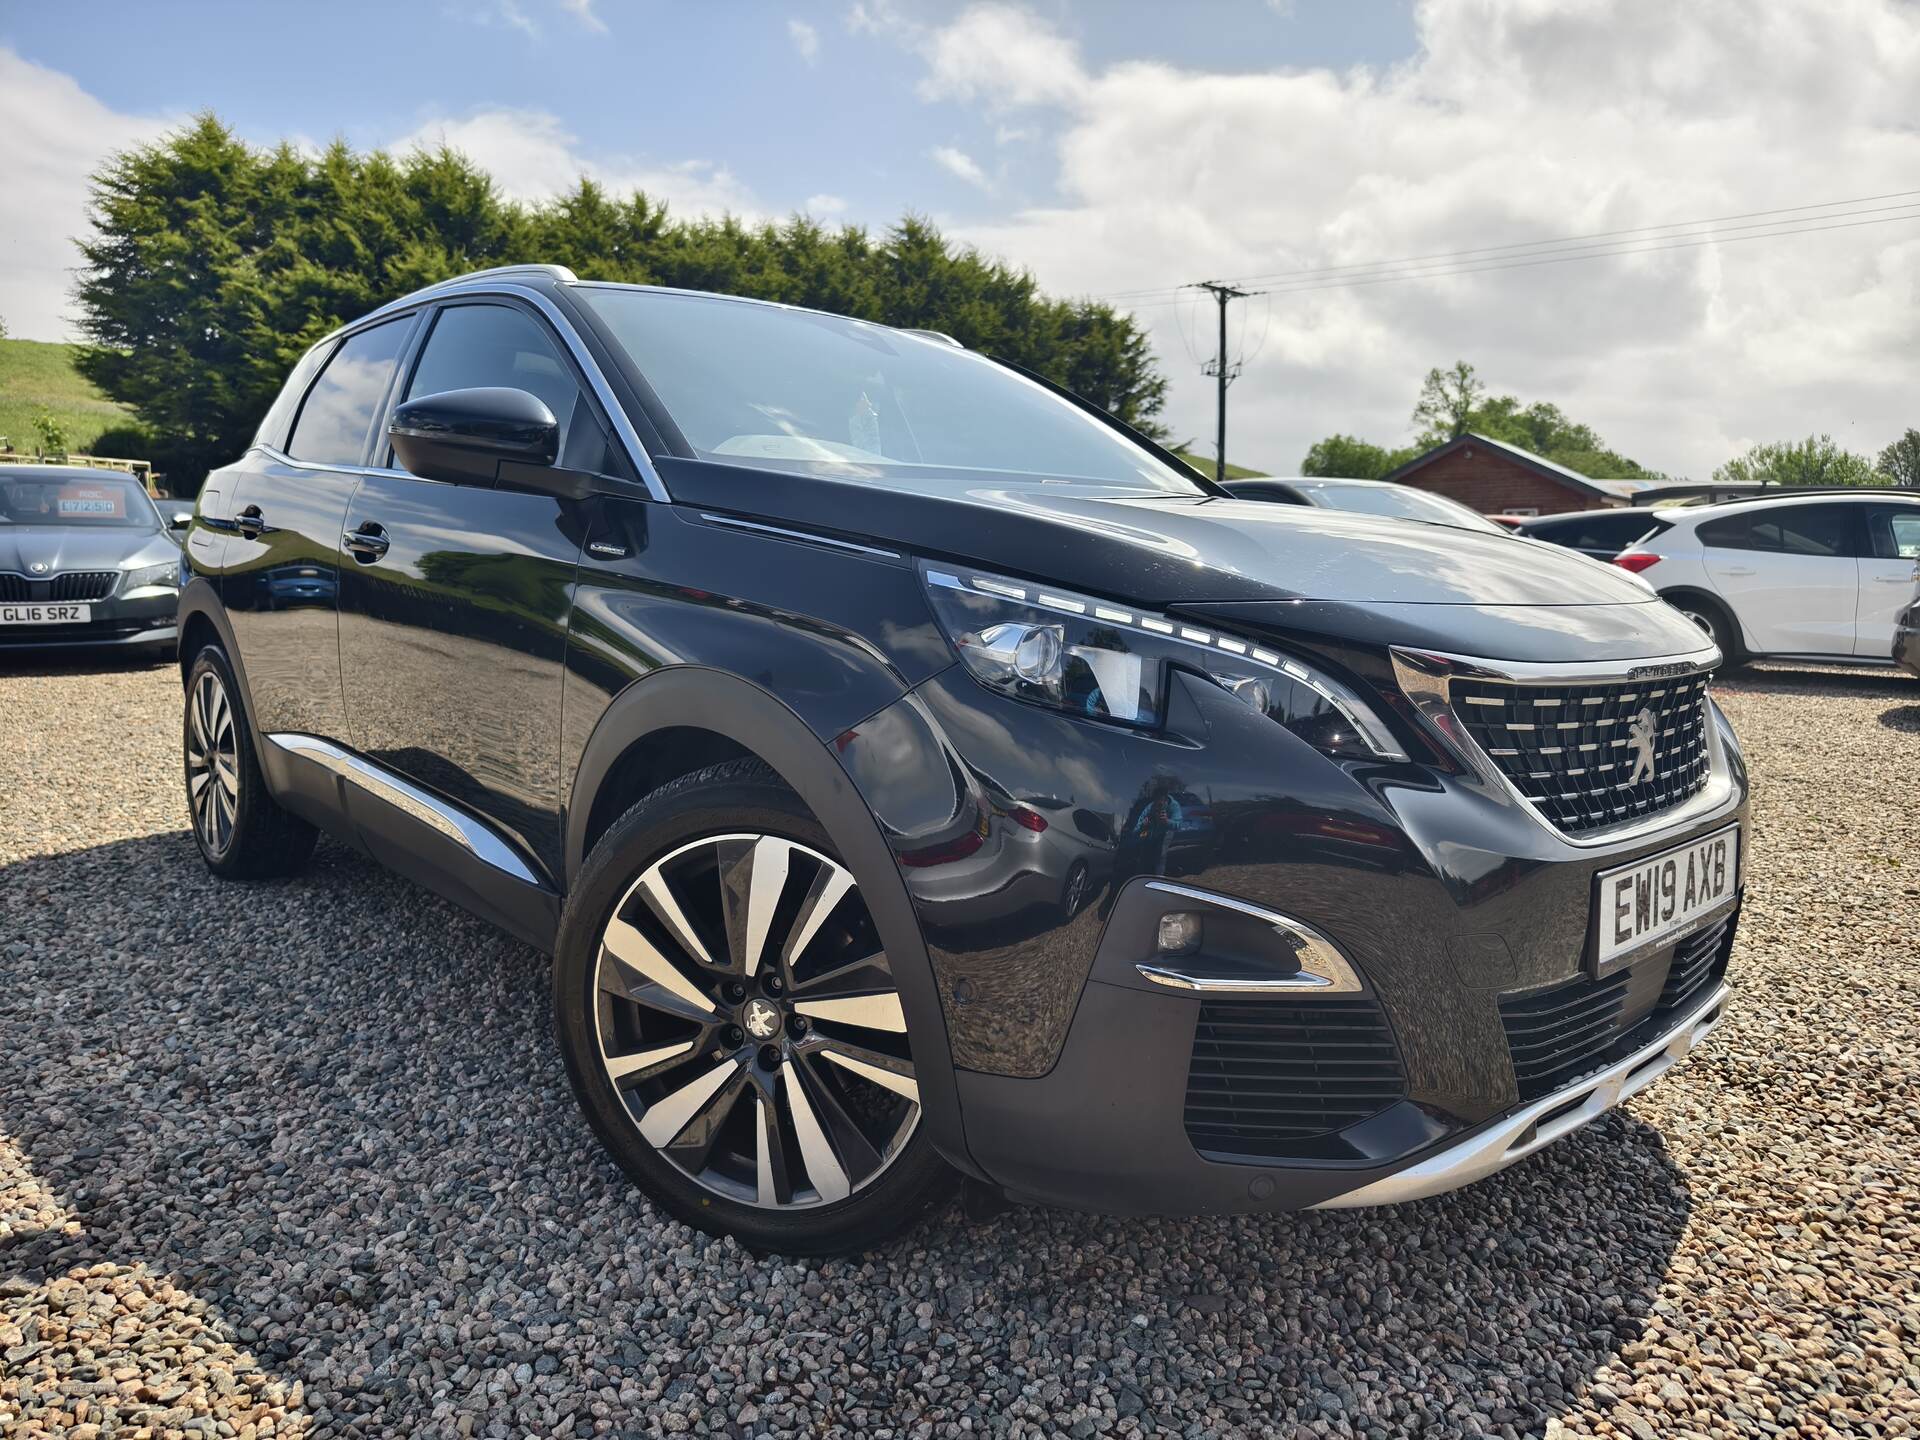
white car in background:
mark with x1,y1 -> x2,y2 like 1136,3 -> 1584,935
1613,491 -> 1920,665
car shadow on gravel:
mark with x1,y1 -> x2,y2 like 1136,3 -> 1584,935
2,830 -> 1694,1437
1719,661 -> 1917,700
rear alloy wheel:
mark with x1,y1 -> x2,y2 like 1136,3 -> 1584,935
555,760 -> 954,1253
186,667 -> 239,857
181,645 -> 319,879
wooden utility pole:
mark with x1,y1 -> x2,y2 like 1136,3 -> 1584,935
1195,281 -> 1253,482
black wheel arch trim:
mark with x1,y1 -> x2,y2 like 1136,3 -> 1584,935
176,580 -> 260,728
565,665 -> 981,1180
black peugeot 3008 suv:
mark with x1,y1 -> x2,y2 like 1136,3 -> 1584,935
178,264 -> 1747,1254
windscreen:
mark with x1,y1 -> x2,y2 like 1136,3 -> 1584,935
1307,483 -> 1506,534
0,474 -> 158,529
577,288 -> 1202,495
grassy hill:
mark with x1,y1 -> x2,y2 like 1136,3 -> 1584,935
1171,448 -> 1266,480
0,338 -> 134,457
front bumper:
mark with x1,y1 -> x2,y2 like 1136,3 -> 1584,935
0,587 -> 178,654
1896,617 -> 1920,679
836,651 -> 1749,1214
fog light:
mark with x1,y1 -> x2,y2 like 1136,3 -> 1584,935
1157,910 -> 1203,954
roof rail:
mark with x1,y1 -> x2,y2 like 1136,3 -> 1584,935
900,328 -> 964,348
378,264 -> 580,312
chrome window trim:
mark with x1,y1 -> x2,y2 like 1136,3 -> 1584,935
293,281 -> 669,503
696,513 -> 901,559
1135,880 -> 1364,994
1390,644 -> 1734,850
266,733 -> 543,886
1313,980 -> 1730,1209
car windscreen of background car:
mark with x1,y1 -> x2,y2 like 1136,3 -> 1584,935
577,288 -> 1202,494
0,475 -> 158,528
1308,483 -> 1505,533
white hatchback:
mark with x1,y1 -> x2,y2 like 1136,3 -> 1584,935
1614,492 -> 1920,664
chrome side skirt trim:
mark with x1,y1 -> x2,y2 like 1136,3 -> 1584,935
1137,880 -> 1363,993
265,734 -> 543,886
1313,981 -> 1730,1209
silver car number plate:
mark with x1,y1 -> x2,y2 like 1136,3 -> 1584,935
1593,823 -> 1740,973
0,603 -> 91,625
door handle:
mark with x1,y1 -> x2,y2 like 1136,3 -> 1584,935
1873,573 -> 1916,584
1720,566 -> 1756,577
234,506 -> 266,538
342,523 -> 390,561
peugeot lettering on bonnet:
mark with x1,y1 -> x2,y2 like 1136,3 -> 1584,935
176,265 -> 1748,1254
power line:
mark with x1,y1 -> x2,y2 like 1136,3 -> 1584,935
1109,207 -> 1920,311
1092,187 -> 1920,305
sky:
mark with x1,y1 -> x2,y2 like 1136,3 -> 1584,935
2,0 -> 1917,480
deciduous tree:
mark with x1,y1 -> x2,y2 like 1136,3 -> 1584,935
1713,435 -> 1879,488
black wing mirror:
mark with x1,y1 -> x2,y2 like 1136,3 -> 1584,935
389,387 -> 565,489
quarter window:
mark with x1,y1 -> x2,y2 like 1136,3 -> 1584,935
285,319 -> 411,467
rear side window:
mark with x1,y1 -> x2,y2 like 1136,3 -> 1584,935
255,342 -> 332,453
285,319 -> 411,467
401,303 -> 610,472
1868,506 -> 1920,560
1697,505 -> 1857,556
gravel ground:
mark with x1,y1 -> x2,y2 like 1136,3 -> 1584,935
1,654 -> 1916,1439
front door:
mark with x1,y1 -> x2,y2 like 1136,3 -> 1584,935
221,315 -> 414,739
1699,503 -> 1860,656
1858,504 -> 1920,658
337,300 -> 615,877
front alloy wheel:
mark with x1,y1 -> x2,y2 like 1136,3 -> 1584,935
554,759 -> 954,1253
595,833 -> 919,1207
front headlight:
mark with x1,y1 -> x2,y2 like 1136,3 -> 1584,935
923,565 -> 1407,761
124,560 -> 180,591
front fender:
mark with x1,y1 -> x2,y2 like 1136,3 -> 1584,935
563,666 -> 978,1178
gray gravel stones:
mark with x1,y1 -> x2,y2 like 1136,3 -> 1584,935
2,655 -> 1916,1438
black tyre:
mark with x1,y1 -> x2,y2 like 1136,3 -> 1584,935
183,645 -> 318,879
553,759 -> 955,1255
1664,594 -> 1742,664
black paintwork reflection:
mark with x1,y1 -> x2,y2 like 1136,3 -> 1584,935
338,474 -> 585,874
558,502 -> 954,800
217,456 -> 361,738
842,665 -> 1746,1128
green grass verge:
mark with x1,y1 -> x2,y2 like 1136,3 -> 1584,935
0,339 -> 134,457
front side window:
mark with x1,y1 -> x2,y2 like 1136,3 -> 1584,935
403,303 -> 609,471
286,318 -> 410,467
576,288 -> 1200,496
0,474 -> 159,529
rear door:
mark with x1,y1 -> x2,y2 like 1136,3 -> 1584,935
1858,503 -> 1920,658
337,298 -> 623,877
1698,503 -> 1861,656
221,315 -> 415,739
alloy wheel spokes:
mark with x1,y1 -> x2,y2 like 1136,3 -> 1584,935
188,671 -> 238,854
592,833 -> 919,1209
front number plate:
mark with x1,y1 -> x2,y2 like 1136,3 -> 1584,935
0,603 -> 91,625
1593,824 -> 1741,973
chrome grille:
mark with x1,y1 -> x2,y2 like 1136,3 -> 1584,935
1452,673 -> 1712,835
1185,998 -> 1405,1155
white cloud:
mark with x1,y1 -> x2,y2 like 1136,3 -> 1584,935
931,144 -> 991,191
395,109 -> 756,217
905,0 -> 1920,479
805,193 -> 848,215
0,48 -> 178,342
557,0 -> 607,33
788,18 -> 821,63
